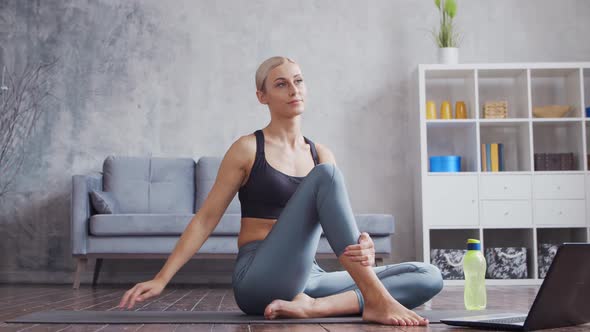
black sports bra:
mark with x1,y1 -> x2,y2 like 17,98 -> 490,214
238,129 -> 319,219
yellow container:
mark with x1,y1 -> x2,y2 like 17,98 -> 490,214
455,101 -> 467,119
426,101 -> 437,119
441,101 -> 452,119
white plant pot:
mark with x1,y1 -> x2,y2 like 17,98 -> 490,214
438,47 -> 459,64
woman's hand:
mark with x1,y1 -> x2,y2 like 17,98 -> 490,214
118,278 -> 166,309
343,232 -> 375,266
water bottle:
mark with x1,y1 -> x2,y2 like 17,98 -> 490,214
463,238 -> 487,310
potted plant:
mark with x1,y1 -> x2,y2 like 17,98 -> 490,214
431,0 -> 463,64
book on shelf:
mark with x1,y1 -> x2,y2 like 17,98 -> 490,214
481,143 -> 505,172
498,144 -> 504,172
491,144 -> 499,172
534,153 -> 575,171
481,144 -> 487,172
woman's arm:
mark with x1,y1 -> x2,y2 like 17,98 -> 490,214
316,142 -> 375,266
154,138 -> 250,284
119,137 -> 251,309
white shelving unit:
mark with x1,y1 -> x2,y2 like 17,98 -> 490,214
416,62 -> 590,286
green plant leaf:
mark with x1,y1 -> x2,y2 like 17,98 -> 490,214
433,0 -> 461,48
445,0 -> 457,19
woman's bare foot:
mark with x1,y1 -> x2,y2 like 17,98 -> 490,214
362,294 -> 429,326
264,293 -> 316,319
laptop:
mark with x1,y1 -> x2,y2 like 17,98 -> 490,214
440,242 -> 590,331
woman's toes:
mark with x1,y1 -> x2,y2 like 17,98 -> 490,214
264,300 -> 281,319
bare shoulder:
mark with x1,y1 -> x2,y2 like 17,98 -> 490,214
196,133 -> 255,223
314,142 -> 337,165
226,133 -> 256,170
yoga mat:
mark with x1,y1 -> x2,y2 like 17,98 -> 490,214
5,309 -> 511,325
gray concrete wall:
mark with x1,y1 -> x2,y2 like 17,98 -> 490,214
0,0 -> 588,285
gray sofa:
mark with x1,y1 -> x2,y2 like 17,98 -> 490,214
71,155 -> 395,289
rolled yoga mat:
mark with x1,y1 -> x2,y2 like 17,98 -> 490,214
5,309 -> 512,325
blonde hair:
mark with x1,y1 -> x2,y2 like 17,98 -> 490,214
255,56 -> 297,92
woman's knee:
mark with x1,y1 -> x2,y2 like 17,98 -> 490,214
310,162 -> 336,179
308,163 -> 343,188
414,262 -> 444,297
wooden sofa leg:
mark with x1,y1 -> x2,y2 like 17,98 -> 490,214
92,258 -> 103,288
73,258 -> 88,289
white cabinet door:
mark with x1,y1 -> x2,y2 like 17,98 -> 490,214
424,175 -> 478,226
533,174 -> 585,199
480,200 -> 532,227
534,199 -> 586,226
480,175 -> 532,200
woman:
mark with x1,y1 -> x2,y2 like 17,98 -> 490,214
118,56 -> 443,326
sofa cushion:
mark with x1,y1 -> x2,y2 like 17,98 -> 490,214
89,213 -> 394,236
86,235 -> 392,255
195,156 -> 241,214
102,156 -> 195,214
89,190 -> 120,214
89,213 -> 241,236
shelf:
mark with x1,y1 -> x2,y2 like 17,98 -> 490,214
532,118 -> 583,122
530,68 -> 582,118
418,63 -> 590,282
478,69 -> 528,119
534,170 -> 585,175
428,230 -> 480,279
430,229 -> 480,249
479,119 -> 530,124
426,119 -> 476,129
536,227 -> 588,241
428,225 -> 480,230
532,121 -> 584,171
536,228 -> 588,279
425,69 -> 476,120
482,228 -> 536,280
427,123 -> 478,172
427,172 -> 478,176
425,69 -> 476,79
480,171 -> 532,175
480,122 -> 530,172
427,226 -> 590,283
420,63 -> 589,71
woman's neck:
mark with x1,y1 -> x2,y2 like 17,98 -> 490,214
263,122 -> 305,149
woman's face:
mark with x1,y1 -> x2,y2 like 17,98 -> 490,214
257,62 -> 307,117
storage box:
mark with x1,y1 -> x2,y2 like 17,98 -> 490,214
485,247 -> 528,279
537,243 -> 559,279
430,249 -> 467,280
429,155 -> 461,172
483,100 -> 508,119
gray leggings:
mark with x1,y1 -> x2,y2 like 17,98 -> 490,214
231,163 -> 443,315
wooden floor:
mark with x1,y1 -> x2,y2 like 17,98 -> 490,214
0,284 -> 588,331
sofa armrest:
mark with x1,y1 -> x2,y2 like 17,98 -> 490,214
71,173 -> 103,255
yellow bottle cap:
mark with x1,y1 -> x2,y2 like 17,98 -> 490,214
467,239 -> 480,244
